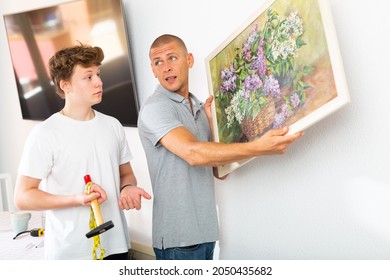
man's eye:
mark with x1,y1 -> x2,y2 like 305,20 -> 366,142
169,56 -> 177,61
155,61 -> 162,66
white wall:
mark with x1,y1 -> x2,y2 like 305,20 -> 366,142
1,0 -> 390,259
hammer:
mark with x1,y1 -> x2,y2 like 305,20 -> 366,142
84,174 -> 114,238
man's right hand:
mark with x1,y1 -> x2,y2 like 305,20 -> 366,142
253,127 -> 304,155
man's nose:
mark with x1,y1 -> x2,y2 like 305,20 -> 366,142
164,62 -> 172,72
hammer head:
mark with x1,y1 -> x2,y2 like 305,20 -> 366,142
86,220 -> 114,238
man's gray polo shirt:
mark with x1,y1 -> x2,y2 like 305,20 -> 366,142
138,85 -> 219,249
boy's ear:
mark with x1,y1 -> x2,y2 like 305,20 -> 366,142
60,80 -> 70,93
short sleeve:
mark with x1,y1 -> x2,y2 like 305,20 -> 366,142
117,119 -> 133,164
18,125 -> 54,179
138,100 -> 183,147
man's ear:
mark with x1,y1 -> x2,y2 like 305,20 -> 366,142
151,63 -> 158,78
187,53 -> 194,69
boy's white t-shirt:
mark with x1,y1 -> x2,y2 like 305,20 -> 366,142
18,111 -> 132,259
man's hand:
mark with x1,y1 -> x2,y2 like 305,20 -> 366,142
254,127 -> 304,155
204,95 -> 214,122
119,185 -> 152,210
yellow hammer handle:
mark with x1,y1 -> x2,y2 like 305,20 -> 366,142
90,199 -> 104,226
84,174 -> 104,227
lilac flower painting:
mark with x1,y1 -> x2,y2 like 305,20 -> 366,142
206,0 -> 350,176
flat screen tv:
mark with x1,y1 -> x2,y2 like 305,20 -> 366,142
3,0 -> 139,126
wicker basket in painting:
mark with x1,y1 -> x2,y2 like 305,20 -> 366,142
241,98 -> 275,141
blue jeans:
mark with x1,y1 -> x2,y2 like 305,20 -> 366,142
154,242 -> 215,260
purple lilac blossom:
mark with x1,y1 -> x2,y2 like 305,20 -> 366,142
242,25 -> 259,62
290,92 -> 300,109
264,75 -> 281,99
243,73 -> 262,92
272,113 -> 285,129
250,36 -> 267,78
219,64 -> 237,93
272,102 -> 292,128
242,43 -> 251,62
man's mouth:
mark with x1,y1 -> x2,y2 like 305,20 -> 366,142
165,76 -> 177,83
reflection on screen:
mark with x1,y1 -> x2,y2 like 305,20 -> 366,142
4,0 -> 139,126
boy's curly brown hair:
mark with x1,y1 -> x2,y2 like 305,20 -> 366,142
48,43 -> 104,99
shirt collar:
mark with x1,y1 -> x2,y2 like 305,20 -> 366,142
156,84 -> 204,110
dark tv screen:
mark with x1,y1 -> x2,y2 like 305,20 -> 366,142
3,0 -> 139,126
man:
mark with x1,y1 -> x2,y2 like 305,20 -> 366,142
138,34 -> 303,260
15,44 -> 151,259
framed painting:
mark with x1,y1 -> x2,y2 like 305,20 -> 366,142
205,0 -> 350,177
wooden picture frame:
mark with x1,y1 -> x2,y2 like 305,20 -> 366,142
205,0 -> 350,177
